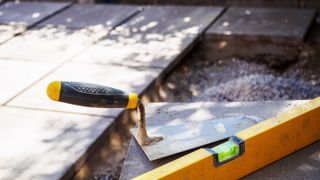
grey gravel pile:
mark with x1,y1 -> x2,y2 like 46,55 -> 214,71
192,74 -> 320,102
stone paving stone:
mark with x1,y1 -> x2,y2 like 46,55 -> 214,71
0,59 -> 59,105
0,5 -> 139,61
0,1 -> 70,44
119,100 -> 320,179
0,25 -> 24,44
38,4 -> 139,29
0,1 -> 70,25
72,6 -> 224,68
0,27 -> 104,62
206,7 -> 316,43
7,62 -> 161,117
0,106 -> 113,180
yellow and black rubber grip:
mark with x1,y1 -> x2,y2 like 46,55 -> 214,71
47,81 -> 138,109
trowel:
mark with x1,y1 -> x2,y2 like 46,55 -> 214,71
47,81 -> 262,161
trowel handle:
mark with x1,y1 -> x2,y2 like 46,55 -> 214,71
47,81 -> 138,109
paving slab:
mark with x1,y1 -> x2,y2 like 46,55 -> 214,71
0,106 -> 113,180
0,1 -> 70,25
7,62 -> 161,117
72,6 -> 224,68
119,100 -> 320,179
0,59 -> 59,105
0,27 -> 105,62
0,1 -> 70,44
38,4 -> 139,29
206,7 -> 316,43
0,4 -> 139,62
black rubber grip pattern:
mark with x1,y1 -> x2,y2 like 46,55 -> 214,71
59,81 -> 129,108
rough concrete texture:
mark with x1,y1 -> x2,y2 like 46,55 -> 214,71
120,101 -> 320,179
207,7 -> 316,43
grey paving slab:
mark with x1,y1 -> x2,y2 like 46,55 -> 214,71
0,5 -> 140,62
0,24 -> 24,44
0,27 -> 104,62
72,6 -> 224,68
206,7 -> 316,43
119,100 -> 320,179
0,59 -> 59,105
0,1 -> 70,44
0,1 -> 70,25
7,62 -> 161,117
0,106 -> 113,180
38,4 -> 139,29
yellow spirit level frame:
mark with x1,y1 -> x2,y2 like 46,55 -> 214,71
134,97 -> 320,179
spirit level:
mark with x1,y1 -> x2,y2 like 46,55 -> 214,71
134,97 -> 320,179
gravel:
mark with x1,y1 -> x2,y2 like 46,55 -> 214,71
162,46 -> 320,102
193,74 -> 320,101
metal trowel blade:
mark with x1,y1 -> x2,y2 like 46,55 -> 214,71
130,115 -> 262,161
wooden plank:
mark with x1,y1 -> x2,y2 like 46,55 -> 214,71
119,100 -> 320,179
7,62 -> 161,117
206,7 -> 316,44
0,1 -> 70,44
0,5 -> 140,61
0,59 -> 59,105
0,106 -> 113,180
72,6 -> 224,68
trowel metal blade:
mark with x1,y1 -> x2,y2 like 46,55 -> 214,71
130,115 -> 262,161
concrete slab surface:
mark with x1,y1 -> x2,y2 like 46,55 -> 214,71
0,59 -> 58,105
0,27 -> 103,62
207,7 -> 316,43
0,1 -> 70,26
72,6 -> 224,68
38,4 -> 139,29
7,62 -> 161,117
0,106 -> 113,180
119,100 -> 320,179
0,24 -> 24,44
0,2 -> 70,44
0,5 -> 139,62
